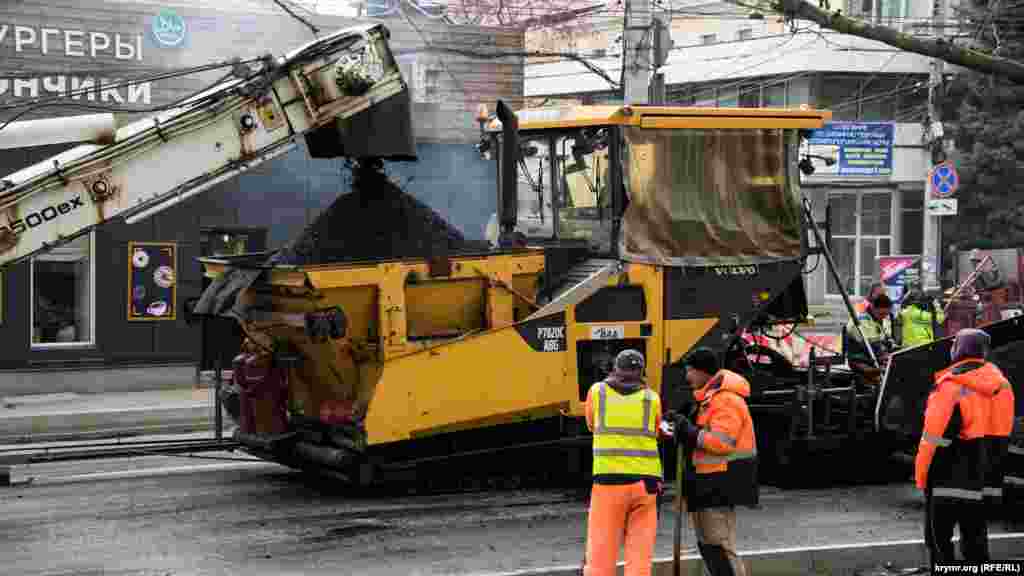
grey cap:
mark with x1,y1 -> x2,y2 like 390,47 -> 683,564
614,349 -> 645,372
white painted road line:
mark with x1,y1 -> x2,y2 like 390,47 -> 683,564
21,461 -> 291,486
465,533 -> 1024,576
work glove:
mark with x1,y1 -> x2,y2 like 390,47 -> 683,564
674,413 -> 700,450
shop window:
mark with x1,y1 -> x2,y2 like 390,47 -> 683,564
818,75 -> 861,121
897,81 -> 928,121
672,87 -> 696,106
423,69 -> 441,100
694,85 -> 716,107
825,191 -> 893,298
718,86 -> 738,107
828,236 -> 857,295
900,188 -> 924,255
31,233 -> 94,348
763,81 -> 787,107
861,191 -> 892,235
739,84 -> 760,108
861,77 -> 904,121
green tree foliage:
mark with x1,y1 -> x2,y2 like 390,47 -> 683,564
941,0 -> 1024,248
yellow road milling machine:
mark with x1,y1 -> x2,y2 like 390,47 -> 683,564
6,17 -> 1014,490
194,100 -> 928,488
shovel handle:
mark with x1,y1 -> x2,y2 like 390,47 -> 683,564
673,443 -> 685,576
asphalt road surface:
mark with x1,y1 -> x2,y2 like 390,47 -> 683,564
1,453 -> 1020,576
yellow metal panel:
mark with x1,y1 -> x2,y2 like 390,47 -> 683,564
268,270 -> 308,287
364,324 -> 568,444
640,116 -> 829,130
406,279 -> 487,337
303,252 -> 545,290
664,318 -> 721,365
513,105 -> 832,131
634,106 -> 832,120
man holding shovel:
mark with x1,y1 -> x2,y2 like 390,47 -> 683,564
669,348 -> 759,576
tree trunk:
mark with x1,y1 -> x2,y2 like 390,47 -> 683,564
779,0 -> 1024,83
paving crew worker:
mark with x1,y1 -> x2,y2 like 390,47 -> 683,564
673,347 -> 757,576
583,349 -> 665,576
855,282 -> 887,316
899,289 -> 945,349
915,328 -> 1010,565
845,292 -> 896,379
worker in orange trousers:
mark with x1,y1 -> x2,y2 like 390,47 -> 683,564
582,349 -> 668,576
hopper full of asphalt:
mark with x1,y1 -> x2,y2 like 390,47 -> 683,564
194,161 -> 490,320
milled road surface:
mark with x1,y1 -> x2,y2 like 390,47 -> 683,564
1,453 -> 1020,576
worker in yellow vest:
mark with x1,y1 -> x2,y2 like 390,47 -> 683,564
900,289 -> 945,349
583,349 -> 666,576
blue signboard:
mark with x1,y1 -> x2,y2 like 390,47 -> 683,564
807,122 -> 895,176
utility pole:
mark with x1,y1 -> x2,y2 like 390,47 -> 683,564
922,0 -> 946,292
649,12 -> 672,104
622,0 -> 652,104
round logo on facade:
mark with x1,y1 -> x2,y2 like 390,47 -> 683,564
152,9 -> 187,48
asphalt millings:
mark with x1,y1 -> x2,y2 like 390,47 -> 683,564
271,160 -> 489,266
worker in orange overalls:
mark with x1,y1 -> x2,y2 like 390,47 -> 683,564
583,349 -> 666,576
915,328 -> 1008,565
673,348 -> 757,576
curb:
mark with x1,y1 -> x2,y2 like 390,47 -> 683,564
478,533 -> 1024,576
0,404 -> 219,444
0,365 -> 204,396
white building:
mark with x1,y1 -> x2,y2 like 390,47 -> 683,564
524,0 -> 960,307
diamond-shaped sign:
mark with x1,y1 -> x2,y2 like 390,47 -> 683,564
930,161 -> 959,198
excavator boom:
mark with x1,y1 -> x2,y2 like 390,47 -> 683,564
0,23 -> 413,269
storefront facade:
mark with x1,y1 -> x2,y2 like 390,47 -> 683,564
0,1 -> 523,370
802,122 -> 931,306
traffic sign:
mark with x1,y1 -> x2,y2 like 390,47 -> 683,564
929,161 -> 959,198
927,197 -> 958,216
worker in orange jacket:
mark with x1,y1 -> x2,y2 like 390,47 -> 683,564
673,348 -> 757,576
582,349 -> 667,576
915,328 -> 1008,565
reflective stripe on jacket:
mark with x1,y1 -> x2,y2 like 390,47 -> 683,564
914,359 -> 1002,502
900,303 -> 945,349
845,313 -> 892,365
686,369 -> 758,511
588,382 -> 663,480
985,364 -> 1016,504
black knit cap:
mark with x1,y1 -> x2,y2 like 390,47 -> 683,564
683,347 -> 719,376
871,293 -> 893,308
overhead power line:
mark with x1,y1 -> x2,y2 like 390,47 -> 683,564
271,0 -> 322,36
